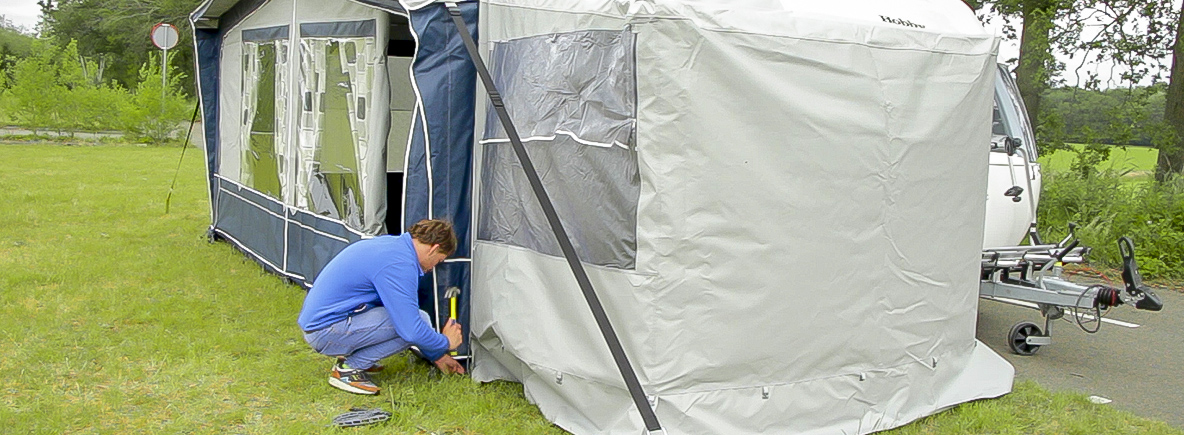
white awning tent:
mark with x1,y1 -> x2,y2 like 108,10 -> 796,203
191,0 -> 1014,433
467,1 -> 1012,433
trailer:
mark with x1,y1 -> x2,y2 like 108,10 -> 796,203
980,229 -> 1163,355
980,65 -> 1163,355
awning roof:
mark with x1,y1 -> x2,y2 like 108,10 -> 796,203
190,0 -> 411,29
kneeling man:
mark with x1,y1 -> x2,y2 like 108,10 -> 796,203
298,219 -> 465,395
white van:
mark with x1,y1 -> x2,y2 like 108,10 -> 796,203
984,63 -> 1042,248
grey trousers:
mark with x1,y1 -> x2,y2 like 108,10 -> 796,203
303,308 -> 432,370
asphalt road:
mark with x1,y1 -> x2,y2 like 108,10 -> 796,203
976,284 -> 1184,428
0,124 -> 203,143
0,126 -> 124,139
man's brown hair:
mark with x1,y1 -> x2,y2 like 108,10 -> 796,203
408,219 -> 457,256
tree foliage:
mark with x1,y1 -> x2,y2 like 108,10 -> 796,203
978,0 -> 1182,178
1043,84 -> 1166,146
1,39 -> 123,133
1047,0 -> 1180,180
1057,0 -> 1178,89
0,18 -> 35,60
0,17 -> 37,99
980,0 -> 1073,144
983,0 -> 1177,89
0,38 -> 189,142
39,0 -> 203,94
122,51 -> 191,144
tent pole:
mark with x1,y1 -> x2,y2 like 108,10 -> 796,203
442,3 -> 663,433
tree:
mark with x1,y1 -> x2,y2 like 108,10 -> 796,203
1041,0 -> 1179,179
41,0 -> 203,93
980,0 -> 1181,177
979,0 -> 1074,155
1160,3 -> 1184,181
0,17 -> 36,85
122,51 -> 190,144
4,39 -> 70,132
1059,0 -> 1178,179
0,17 -> 35,55
3,39 -> 126,133
1016,0 -> 1062,132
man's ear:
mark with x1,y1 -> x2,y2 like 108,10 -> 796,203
431,244 -> 441,254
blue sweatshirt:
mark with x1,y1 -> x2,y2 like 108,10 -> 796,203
297,233 -> 450,360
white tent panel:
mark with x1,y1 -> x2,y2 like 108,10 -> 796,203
217,0 -> 297,187
471,1 -> 1012,434
633,18 -> 997,387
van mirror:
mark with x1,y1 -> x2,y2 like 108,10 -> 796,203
1005,137 -> 1021,156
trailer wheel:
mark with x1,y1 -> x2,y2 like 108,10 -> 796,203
1008,322 -> 1043,356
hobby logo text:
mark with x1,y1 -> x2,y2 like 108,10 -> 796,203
880,15 -> 925,28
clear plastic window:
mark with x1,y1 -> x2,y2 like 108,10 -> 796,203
241,40 -> 286,200
298,36 -> 377,230
477,29 -> 639,269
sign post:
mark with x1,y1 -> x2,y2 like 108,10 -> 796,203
150,23 -> 180,118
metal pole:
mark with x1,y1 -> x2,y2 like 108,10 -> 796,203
443,4 -> 663,433
161,48 -> 168,119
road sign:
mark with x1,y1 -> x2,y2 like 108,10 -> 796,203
151,23 -> 180,117
151,23 -> 179,50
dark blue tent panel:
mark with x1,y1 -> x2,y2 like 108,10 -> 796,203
404,2 -> 478,355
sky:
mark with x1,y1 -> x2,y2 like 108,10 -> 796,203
982,8 -> 1172,89
0,0 -> 1168,88
0,0 -> 40,33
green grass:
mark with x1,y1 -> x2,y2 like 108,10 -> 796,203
1039,143 -> 1159,175
1,142 -> 1180,434
891,381 -> 1181,435
0,143 -> 559,434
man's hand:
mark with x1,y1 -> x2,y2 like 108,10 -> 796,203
443,318 -> 464,350
433,354 -> 466,375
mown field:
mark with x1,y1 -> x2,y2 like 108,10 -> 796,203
1039,144 -> 1159,175
1,142 -> 1180,434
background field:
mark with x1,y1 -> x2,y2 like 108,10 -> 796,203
1,142 -> 1179,434
1039,144 -> 1159,175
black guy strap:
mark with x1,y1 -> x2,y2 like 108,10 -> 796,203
442,3 -> 663,433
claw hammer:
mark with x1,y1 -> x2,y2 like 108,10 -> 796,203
444,286 -> 460,356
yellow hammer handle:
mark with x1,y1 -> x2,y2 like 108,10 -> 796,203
449,297 -> 458,356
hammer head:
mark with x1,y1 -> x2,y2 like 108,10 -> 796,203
444,286 -> 461,298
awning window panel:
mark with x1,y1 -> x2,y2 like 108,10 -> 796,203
477,29 -> 639,269
240,36 -> 290,200
298,31 -> 378,231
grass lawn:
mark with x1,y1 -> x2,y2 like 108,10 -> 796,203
1039,143 -> 1159,175
2,142 -> 1181,434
